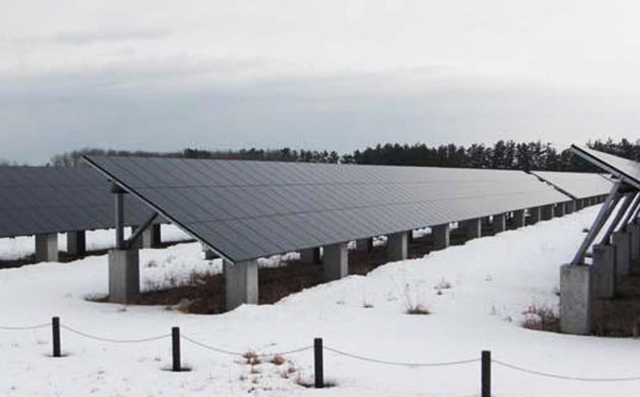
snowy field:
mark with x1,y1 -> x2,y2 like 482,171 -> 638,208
2,206 -> 640,396
0,224 -> 194,261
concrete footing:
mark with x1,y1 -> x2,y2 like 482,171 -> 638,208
612,231 -> 631,276
493,214 -> 506,233
300,247 -> 321,264
433,224 -> 450,250
108,249 -> 140,303
35,233 -> 58,262
388,231 -> 409,261
66,231 -> 86,257
592,244 -> 616,298
356,238 -> 373,252
324,243 -> 348,281
541,205 -> 554,221
513,210 -> 525,228
528,207 -> 541,224
465,218 -> 482,239
565,201 -> 575,214
560,264 -> 593,335
224,259 -> 258,310
142,224 -> 162,248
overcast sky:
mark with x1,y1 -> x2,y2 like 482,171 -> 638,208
1,0 -> 639,164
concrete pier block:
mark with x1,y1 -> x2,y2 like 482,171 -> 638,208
565,201 -> 576,214
541,205 -> 554,221
493,214 -> 506,233
465,218 -> 482,239
528,207 -> 541,224
592,244 -> 616,298
387,231 -> 409,261
66,231 -> 86,257
224,259 -> 258,310
513,210 -> 525,229
35,233 -> 58,262
356,238 -> 373,252
300,247 -> 321,264
108,249 -> 140,303
555,203 -> 565,218
324,243 -> 348,281
560,264 -> 593,335
612,231 -> 631,276
433,224 -> 450,250
142,224 -> 162,248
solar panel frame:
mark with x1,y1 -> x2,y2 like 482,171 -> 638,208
84,156 -> 574,262
571,145 -> 640,190
530,170 -> 614,199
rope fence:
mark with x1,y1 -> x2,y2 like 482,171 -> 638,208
2,316 -> 640,394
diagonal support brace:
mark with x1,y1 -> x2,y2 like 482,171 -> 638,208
571,183 -> 622,266
125,212 -> 159,250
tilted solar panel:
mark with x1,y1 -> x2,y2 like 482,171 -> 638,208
571,145 -> 640,189
0,166 -> 158,238
85,156 -> 572,263
530,171 -> 614,199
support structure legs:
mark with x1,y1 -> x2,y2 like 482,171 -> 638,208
224,259 -> 258,310
324,243 -> 348,281
35,233 -> 58,262
66,231 -> 86,257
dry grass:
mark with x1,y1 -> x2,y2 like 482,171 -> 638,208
522,303 -> 559,332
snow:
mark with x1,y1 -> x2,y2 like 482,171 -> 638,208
1,206 -> 640,396
0,225 -> 193,261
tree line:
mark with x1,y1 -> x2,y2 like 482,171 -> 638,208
50,138 -> 640,173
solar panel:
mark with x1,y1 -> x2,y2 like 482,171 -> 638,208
0,166 -> 159,238
530,171 -> 614,199
571,145 -> 640,189
85,156 -> 572,263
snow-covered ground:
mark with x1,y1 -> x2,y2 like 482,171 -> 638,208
0,225 -> 193,261
1,206 -> 640,396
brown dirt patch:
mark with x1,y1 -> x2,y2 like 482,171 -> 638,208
128,231 -> 482,314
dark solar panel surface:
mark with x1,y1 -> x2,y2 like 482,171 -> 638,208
86,156 -> 571,262
530,171 -> 613,199
572,146 -> 640,189
0,166 -> 158,238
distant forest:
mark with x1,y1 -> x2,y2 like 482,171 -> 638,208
50,138 -> 640,173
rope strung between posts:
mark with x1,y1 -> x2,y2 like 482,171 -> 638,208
0,323 -> 50,331
493,359 -> 640,382
324,346 -> 480,367
61,324 -> 171,344
181,334 -> 313,357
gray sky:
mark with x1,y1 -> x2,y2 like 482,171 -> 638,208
1,0 -> 639,164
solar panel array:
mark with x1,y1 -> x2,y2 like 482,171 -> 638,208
85,156 -> 573,262
572,145 -> 640,189
0,166 -> 158,238
530,171 -> 614,199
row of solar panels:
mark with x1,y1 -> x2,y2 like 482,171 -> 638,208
0,166 -> 159,238
0,162 -> 612,259
77,157 -> 614,262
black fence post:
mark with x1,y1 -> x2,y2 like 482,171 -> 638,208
172,327 -> 181,372
482,350 -> 491,397
52,317 -> 61,358
314,338 -> 324,388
